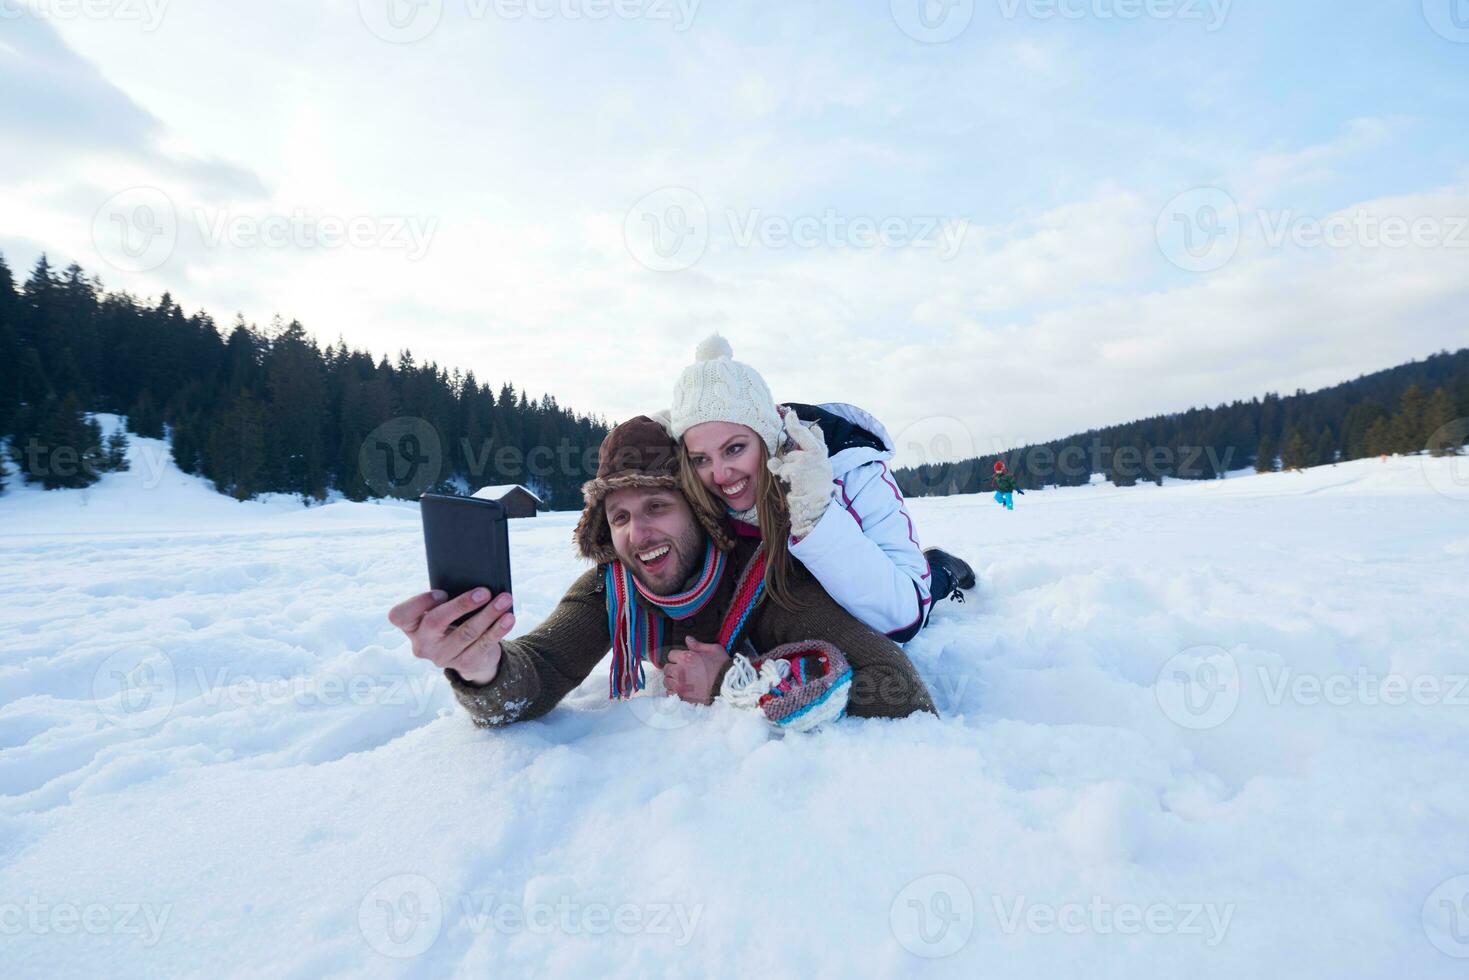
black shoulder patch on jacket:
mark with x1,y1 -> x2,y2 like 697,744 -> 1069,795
785,402 -> 886,457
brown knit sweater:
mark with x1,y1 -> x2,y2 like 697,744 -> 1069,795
444,537 -> 936,726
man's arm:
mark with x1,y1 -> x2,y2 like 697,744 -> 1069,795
391,566 -> 612,728
445,565 -> 611,727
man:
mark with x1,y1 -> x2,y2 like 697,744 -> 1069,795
389,416 -> 935,727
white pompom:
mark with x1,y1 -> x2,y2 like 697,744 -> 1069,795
695,333 -> 733,362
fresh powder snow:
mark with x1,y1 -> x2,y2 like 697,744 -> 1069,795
2,415 -> 1468,977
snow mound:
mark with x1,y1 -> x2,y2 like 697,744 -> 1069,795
3,443 -> 1469,977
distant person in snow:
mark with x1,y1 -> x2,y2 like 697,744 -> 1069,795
991,460 -> 1019,510
661,335 -> 976,642
388,416 -> 936,731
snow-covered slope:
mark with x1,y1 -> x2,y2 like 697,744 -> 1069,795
2,426 -> 1468,978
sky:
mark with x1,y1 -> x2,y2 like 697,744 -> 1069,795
3,0 -> 1468,466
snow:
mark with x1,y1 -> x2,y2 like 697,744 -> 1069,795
3,418 -> 1469,978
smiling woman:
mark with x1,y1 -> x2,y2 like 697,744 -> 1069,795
668,335 -> 976,642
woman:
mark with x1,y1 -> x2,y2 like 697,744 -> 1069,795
666,335 -> 974,641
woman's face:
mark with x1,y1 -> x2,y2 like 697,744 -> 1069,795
683,421 -> 761,513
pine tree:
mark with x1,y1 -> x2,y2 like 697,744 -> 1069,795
207,392 -> 267,500
1255,433 -> 1276,472
1423,387 -> 1459,456
1390,384 -> 1427,454
127,390 -> 164,438
1280,427 -> 1308,471
103,428 -> 131,472
1364,417 -> 1393,457
20,395 -> 104,489
1313,426 -> 1336,466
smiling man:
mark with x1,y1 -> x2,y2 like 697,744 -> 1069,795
389,415 -> 935,728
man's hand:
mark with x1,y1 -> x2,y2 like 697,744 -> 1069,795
388,588 -> 515,686
663,638 -> 729,705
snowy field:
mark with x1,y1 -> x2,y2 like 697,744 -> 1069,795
3,418 -> 1469,978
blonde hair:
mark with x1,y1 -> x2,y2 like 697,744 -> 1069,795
677,440 -> 804,613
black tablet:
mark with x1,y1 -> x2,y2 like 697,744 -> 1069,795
419,493 -> 513,616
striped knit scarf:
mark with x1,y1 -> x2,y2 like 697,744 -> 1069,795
606,541 -> 724,699
605,541 -> 768,700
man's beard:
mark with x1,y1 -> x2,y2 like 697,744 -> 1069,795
625,522 -> 704,595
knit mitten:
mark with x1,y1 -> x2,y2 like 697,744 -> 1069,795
766,419 -> 834,540
719,640 -> 853,732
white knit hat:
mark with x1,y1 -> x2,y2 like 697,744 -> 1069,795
669,335 -> 782,453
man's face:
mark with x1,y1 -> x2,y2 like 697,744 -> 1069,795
605,487 -> 704,594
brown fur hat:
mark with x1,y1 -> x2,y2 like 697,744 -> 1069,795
573,415 -> 735,563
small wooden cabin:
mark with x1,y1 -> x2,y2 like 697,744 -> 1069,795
470,484 -> 542,518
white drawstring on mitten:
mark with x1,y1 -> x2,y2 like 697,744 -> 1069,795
720,652 -> 791,710
766,419 -> 834,540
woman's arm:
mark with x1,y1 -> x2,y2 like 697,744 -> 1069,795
788,460 -> 931,638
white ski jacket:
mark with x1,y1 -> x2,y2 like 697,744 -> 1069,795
783,402 -> 931,641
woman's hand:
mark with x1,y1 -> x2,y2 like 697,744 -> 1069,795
766,420 -> 835,540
